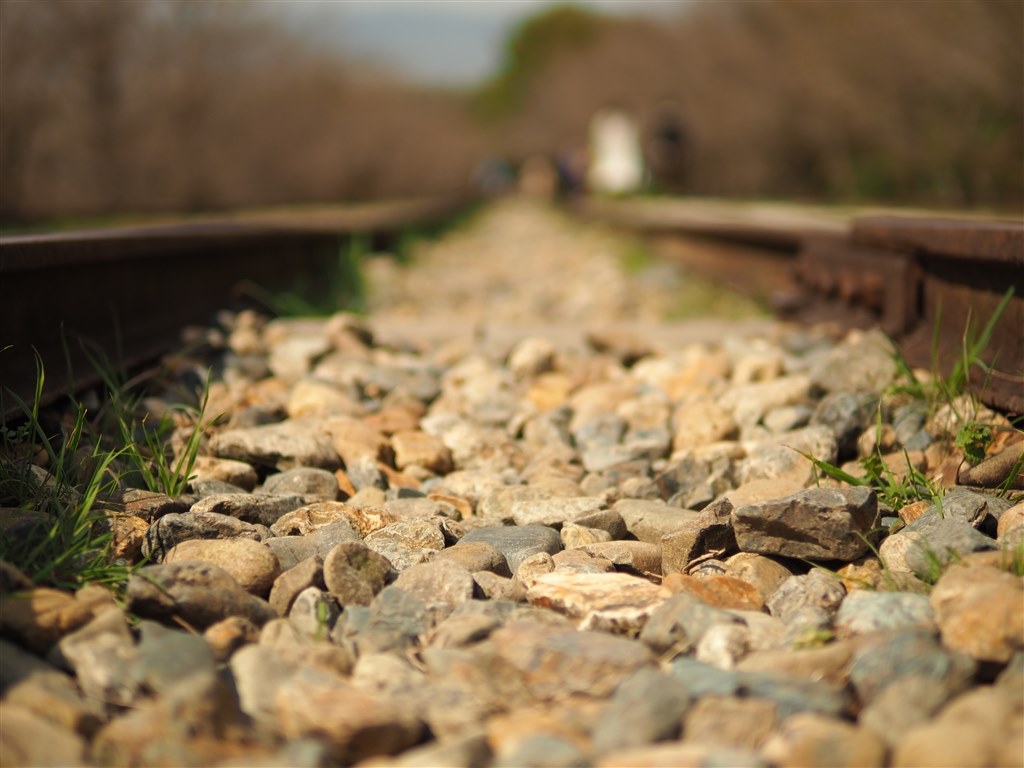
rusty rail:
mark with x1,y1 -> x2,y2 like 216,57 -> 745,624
576,198 -> 1024,414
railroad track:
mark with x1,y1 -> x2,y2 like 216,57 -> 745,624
0,197 -> 469,415
576,198 -> 1024,414
2,195 -> 1021,415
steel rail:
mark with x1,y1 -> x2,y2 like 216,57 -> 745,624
0,197 -> 471,415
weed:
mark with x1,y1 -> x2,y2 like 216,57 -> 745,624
802,449 -> 940,511
955,422 -> 993,465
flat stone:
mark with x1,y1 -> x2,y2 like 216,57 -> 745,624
663,573 -> 764,611
209,419 -> 341,470
461,525 -> 563,574
259,467 -> 340,501
126,561 -> 277,629
0,587 -> 99,654
574,508 -> 630,539
270,500 -> 393,538
527,571 -> 671,634
733,487 -> 877,561
511,496 -> 606,528
189,492 -> 305,527
613,498 -> 698,543
131,619 -> 217,695
393,559 -> 475,621
929,562 -> 1024,663
120,488 -> 190,521
323,541 -> 395,606
903,518 -> 999,581
489,620 -> 655,699
834,590 -> 935,636
165,538 -> 280,597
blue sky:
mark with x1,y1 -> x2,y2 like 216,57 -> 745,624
271,0 -> 686,87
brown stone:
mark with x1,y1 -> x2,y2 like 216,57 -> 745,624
762,713 -> 887,768
527,571 -> 671,634
929,562 -> 1024,663
662,573 -> 763,611
683,695 -> 778,750
0,588 -> 99,653
165,538 -> 281,597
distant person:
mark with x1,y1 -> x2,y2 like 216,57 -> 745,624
586,107 -> 644,195
646,103 -> 690,194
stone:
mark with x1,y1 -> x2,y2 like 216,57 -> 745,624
364,517 -> 447,571
579,540 -> 662,576
229,643 -> 296,724
142,510 -> 269,561
270,500 -> 386,537
203,615 -> 259,662
591,667 -> 692,753
461,525 -> 563,574
189,492 -> 305,526
190,456 -> 259,491
288,586 -> 340,640
287,377 -> 364,418
0,704 -> 86,766
209,418 -> 342,470
391,430 -> 454,474
640,592 -> 740,655
165,538 -> 281,597
120,488 -> 190,521
811,391 -> 878,460
574,508 -> 630,539
260,466 -> 340,501
858,676 -> 957,747
723,552 -> 794,601
132,619 -> 217,695
597,743 -> 767,768
683,695 -> 779,750
527,571 -> 672,634
834,589 -> 935,636
511,496 -> 606,528
560,522 -> 613,548
849,629 -> 976,705
732,486 -> 877,561
663,573 -> 764,611
0,587 -> 99,654
671,399 -> 739,454
52,605 -> 138,706
736,639 -> 861,687
323,415 -> 391,465
903,518 -> 999,581
332,585 -> 432,655
260,617 -> 353,677
507,336 -> 557,377
494,734 -> 588,768
761,712 -> 887,768
269,555 -> 325,615
432,540 -> 511,576
473,571 -> 528,602
766,569 -> 846,622
998,501 -> 1024,539
322,541 -> 394,606
929,561 -> 1024,663
126,561 -> 277,629
393,559 -> 475,621
613,498 -> 697,543
489,620 -> 655,699
809,329 -> 898,395
661,499 -> 737,574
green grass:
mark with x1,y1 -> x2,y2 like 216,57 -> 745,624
1,349 -> 213,591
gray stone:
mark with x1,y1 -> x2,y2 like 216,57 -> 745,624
494,735 -> 589,768
733,487 -> 878,561
126,561 -> 277,629
189,492 -> 306,527
120,488 -> 189,521
385,497 -> 463,521
574,508 -> 630,539
209,419 -> 342,470
766,569 -> 846,622
579,540 -> 662,576
269,501 -> 369,537
142,511 -> 269,561
849,629 -> 977,704
811,391 -> 878,460
332,585 -> 432,655
461,524 -> 562,574
190,479 -> 250,497
393,559 -> 476,621
858,676 -> 956,747
473,571 -> 528,602
132,620 -> 216,695
591,667 -> 692,753
510,496 -> 606,527
640,593 -> 740,655
259,467 -> 339,501
229,643 -> 295,724
763,404 -> 813,434
809,329 -> 898,395
490,620 -> 655,700
834,590 -> 936,636
323,540 -> 394,606
364,517 -> 447,571
431,540 -> 511,576
903,518 -> 998,581
613,498 -> 698,543
52,607 -> 138,707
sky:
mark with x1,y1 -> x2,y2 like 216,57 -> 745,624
272,0 -> 686,87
